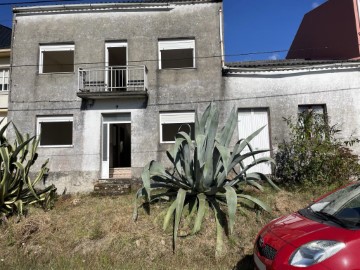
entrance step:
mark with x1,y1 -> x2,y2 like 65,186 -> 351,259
94,178 -> 132,196
109,168 -> 132,179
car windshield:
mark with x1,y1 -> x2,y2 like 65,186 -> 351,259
308,182 -> 360,228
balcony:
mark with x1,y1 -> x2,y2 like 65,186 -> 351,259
77,65 -> 148,100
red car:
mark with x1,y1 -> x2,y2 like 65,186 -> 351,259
254,182 -> 360,270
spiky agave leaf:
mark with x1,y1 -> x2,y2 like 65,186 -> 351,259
0,122 -> 56,219
191,193 -> 206,235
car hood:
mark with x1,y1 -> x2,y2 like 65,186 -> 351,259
267,212 -> 356,248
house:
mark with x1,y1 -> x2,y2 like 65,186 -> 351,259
0,25 -> 11,128
223,59 -> 360,163
223,0 -> 360,174
9,0 -> 224,193
9,0 -> 360,194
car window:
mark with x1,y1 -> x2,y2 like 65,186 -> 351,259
310,182 -> 360,224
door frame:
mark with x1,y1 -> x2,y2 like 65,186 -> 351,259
104,42 -> 128,91
101,113 -> 131,179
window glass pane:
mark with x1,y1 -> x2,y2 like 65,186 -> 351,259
162,122 -> 195,142
0,69 -> 9,91
298,105 -> 325,114
42,51 -> 74,73
161,49 -> 193,69
40,122 -> 73,146
102,123 -> 108,161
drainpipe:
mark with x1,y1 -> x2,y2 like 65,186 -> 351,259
219,7 -> 225,68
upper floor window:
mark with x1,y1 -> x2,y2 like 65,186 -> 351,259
158,39 -> 195,69
0,69 -> 9,91
39,44 -> 75,74
37,116 -> 73,147
160,112 -> 195,143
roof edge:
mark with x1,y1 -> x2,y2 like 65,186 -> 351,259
13,0 -> 221,13
223,59 -> 360,74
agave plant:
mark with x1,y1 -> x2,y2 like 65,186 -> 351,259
134,103 -> 278,255
0,120 -> 56,220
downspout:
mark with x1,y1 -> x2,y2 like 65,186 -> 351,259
219,7 -> 225,68
9,11 -> 17,104
353,0 -> 360,57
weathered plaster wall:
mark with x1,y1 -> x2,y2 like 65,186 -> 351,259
9,2 -> 223,193
223,67 -> 360,155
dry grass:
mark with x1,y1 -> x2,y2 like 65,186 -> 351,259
0,187 -> 330,270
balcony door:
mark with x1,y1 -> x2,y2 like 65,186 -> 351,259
105,42 -> 128,91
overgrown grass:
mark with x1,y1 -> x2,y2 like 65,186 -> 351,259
0,185 -> 335,270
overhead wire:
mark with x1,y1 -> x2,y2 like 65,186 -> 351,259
4,47 -> 334,69
1,0 -> 113,6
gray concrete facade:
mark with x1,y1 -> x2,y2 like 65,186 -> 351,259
9,1 -> 360,194
9,1 -> 223,193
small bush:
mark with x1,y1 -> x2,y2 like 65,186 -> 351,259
275,111 -> 360,188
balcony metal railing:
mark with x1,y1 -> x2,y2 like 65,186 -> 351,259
78,65 -> 148,92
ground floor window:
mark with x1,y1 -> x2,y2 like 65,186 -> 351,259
298,104 -> 326,115
37,116 -> 73,147
298,104 -> 327,137
160,112 -> 195,143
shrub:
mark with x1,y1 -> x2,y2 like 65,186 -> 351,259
0,121 -> 56,220
134,103 -> 278,256
275,110 -> 360,187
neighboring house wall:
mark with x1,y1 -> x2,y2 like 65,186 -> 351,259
223,63 -> 360,156
287,0 -> 360,60
9,1 -> 223,193
0,49 -> 10,130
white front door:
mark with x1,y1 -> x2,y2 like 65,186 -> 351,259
238,109 -> 271,174
101,113 -> 131,179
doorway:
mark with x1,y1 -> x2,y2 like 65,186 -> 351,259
101,113 -> 131,179
238,108 -> 271,174
109,123 -> 131,168
105,42 -> 127,91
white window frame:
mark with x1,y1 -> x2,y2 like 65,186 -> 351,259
158,39 -> 196,69
160,112 -> 195,143
39,44 -> 75,74
37,116 -> 74,147
0,68 -> 9,91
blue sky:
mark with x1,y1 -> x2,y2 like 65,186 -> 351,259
0,0 -> 327,62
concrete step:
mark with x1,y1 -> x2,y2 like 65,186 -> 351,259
94,178 -> 131,196
109,168 -> 132,179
